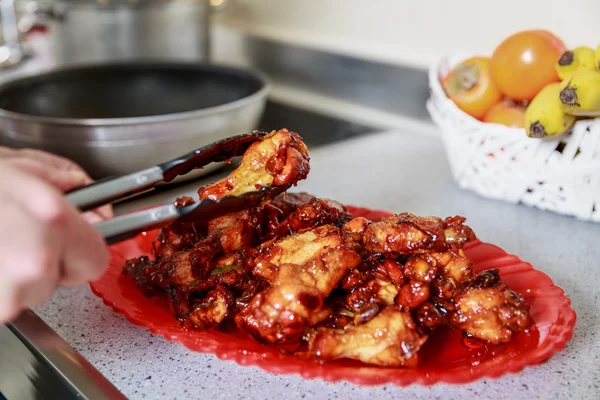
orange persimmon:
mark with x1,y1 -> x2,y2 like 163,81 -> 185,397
442,56 -> 503,120
490,30 -> 566,101
483,101 -> 526,128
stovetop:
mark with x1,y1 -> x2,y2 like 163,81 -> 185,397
257,100 -> 378,148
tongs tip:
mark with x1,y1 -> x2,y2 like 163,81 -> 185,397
160,131 -> 270,182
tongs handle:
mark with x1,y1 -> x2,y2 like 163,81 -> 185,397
94,187 -> 285,245
94,203 -> 179,245
66,132 -> 267,212
67,166 -> 164,212
66,132 -> 274,245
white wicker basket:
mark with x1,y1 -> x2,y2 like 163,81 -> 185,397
426,54 -> 600,222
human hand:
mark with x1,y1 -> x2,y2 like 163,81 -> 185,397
0,148 -> 110,324
0,147 -> 113,222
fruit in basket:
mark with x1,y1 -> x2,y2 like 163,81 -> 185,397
556,46 -> 598,80
525,82 -> 576,138
558,70 -> 600,117
490,30 -> 566,101
441,57 -> 502,119
483,100 -> 526,128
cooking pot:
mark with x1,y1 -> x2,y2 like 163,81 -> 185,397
29,0 -> 219,66
0,62 -> 269,178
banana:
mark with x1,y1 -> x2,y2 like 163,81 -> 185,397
556,46 -> 598,80
559,70 -> 600,117
596,44 -> 600,69
525,82 -> 576,138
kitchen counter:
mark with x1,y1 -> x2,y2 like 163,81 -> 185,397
34,128 -> 599,400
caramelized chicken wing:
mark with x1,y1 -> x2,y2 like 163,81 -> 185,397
304,306 -> 427,367
402,249 -> 476,332
186,285 -> 234,330
152,196 -> 201,260
252,225 -> 343,281
449,269 -> 532,344
259,192 -> 350,240
344,259 -> 405,317
122,256 -> 161,297
405,249 -> 475,301
443,216 -> 478,247
342,213 -> 476,256
205,208 -> 264,253
198,129 -> 310,201
287,197 -> 351,232
236,232 -> 361,344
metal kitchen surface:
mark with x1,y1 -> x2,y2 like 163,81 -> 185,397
0,311 -> 125,400
0,100 -> 377,399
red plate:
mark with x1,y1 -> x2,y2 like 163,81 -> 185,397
90,206 -> 576,386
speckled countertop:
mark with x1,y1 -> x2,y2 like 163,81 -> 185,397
34,129 -> 599,400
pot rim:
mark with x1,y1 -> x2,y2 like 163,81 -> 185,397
0,61 -> 271,127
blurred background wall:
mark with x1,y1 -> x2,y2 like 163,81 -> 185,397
214,0 -> 600,68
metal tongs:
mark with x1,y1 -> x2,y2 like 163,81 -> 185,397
66,132 -> 270,245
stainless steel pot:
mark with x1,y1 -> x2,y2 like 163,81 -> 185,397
0,62 -> 269,178
37,0 -> 216,66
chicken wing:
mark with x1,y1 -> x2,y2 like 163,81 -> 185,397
449,269 -> 532,344
198,128 -> 310,201
261,194 -> 349,241
405,249 -> 475,301
342,258 -> 404,320
252,225 -> 343,281
152,196 -> 201,260
342,213 -> 476,256
236,230 -> 362,344
122,256 -> 161,297
205,208 -> 264,253
186,284 -> 234,330
401,249 -> 476,331
304,306 -> 427,367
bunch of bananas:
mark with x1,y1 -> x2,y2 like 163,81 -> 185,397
525,45 -> 600,138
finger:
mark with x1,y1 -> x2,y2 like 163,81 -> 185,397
1,165 -> 109,287
0,146 -> 18,157
0,147 -> 66,167
0,185 -> 61,323
1,148 -> 114,216
5,157 -> 88,192
2,148 -> 95,183
59,213 -> 110,286
93,204 -> 114,220
14,148 -> 87,173
3,149 -> 113,217
82,208 -> 113,224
